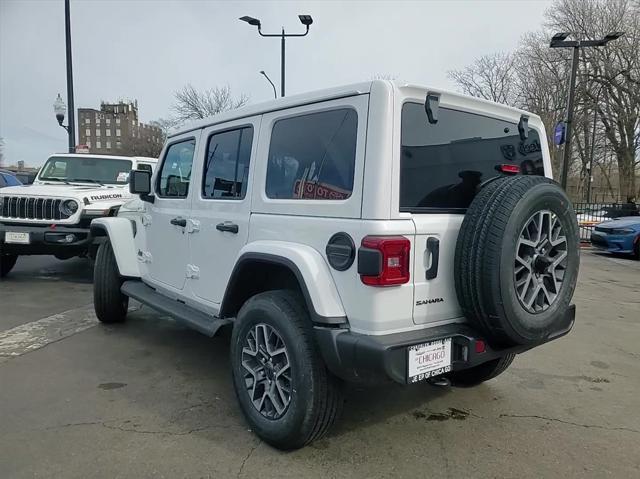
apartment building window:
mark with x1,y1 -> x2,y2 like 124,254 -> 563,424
85,118 -> 90,125
106,118 -> 111,125
86,140 -> 91,148
96,117 -> 101,125
116,118 -> 121,125
116,129 -> 121,137
106,130 -> 111,137
106,141 -> 111,149
96,129 -> 101,137
96,141 -> 102,149
116,140 -> 122,149
85,129 -> 91,136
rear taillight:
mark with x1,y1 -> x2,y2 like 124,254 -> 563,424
499,164 -> 520,174
358,236 -> 410,286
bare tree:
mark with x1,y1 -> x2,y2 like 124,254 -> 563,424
448,52 -> 518,104
171,84 -> 249,126
0,137 -> 4,167
547,0 -> 640,199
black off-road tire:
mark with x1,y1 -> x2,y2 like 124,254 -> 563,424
1,254 -> 18,278
455,175 -> 579,346
634,237 -> 640,260
230,290 -> 343,450
447,354 -> 516,387
93,241 -> 128,323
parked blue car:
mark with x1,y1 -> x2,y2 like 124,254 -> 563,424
591,216 -> 640,260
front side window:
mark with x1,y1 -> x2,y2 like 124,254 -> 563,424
400,102 -> 544,211
157,139 -> 196,198
38,156 -> 132,184
266,108 -> 357,200
202,127 -> 253,199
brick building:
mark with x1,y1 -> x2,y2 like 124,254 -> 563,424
77,100 -> 164,157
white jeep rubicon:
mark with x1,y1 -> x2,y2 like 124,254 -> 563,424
0,153 -> 157,277
91,80 -> 579,450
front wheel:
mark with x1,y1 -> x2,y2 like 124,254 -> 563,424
447,354 -> 516,387
230,290 -> 343,450
1,254 -> 18,278
93,242 -> 128,323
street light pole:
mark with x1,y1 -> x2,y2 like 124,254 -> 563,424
561,46 -> 579,190
240,15 -> 313,97
549,31 -> 624,190
281,28 -> 285,97
64,0 -> 76,153
260,71 -> 278,99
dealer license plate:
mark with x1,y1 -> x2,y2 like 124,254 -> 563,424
408,338 -> 452,383
5,232 -> 30,244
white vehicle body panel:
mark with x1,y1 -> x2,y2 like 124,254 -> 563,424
106,80 -> 551,337
92,217 -> 140,277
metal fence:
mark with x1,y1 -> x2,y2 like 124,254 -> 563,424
574,202 -> 640,242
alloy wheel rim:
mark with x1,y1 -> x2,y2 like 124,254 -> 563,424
241,323 -> 292,420
514,210 -> 568,314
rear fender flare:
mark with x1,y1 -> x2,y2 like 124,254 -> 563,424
222,241 -> 347,324
90,217 -> 140,278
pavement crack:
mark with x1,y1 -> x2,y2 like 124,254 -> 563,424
237,439 -> 260,478
499,413 -> 640,434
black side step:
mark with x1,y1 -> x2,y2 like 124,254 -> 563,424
121,280 -> 231,337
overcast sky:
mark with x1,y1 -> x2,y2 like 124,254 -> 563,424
0,0 -> 553,166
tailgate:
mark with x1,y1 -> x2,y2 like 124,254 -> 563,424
411,214 -> 464,325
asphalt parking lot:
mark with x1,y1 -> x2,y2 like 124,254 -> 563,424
1,251 -> 639,478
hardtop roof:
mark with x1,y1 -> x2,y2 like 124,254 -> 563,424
169,80 -> 540,138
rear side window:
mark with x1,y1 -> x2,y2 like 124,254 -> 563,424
157,139 -> 196,198
400,102 -> 544,211
202,127 -> 253,199
266,108 -> 357,200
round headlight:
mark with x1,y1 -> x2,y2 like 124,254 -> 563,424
59,199 -> 79,217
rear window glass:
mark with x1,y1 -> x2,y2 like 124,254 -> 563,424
266,108 -> 357,200
400,102 -> 544,211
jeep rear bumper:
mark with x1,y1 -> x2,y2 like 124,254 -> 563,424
0,223 -> 98,256
314,305 -> 575,384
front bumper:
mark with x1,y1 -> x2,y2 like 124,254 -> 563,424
315,305 -> 575,384
590,232 -> 635,254
0,223 -> 96,255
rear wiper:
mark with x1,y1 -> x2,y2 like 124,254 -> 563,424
69,178 -> 105,186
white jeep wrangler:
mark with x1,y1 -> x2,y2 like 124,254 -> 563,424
91,80 -> 579,450
0,153 -> 157,277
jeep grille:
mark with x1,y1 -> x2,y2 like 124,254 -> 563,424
1,196 -> 71,221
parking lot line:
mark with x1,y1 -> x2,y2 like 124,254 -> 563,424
0,304 -> 97,361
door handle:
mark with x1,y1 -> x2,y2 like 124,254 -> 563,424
425,237 -> 440,280
170,217 -> 187,227
216,222 -> 239,234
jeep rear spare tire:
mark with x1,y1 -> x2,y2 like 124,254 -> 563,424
455,175 -> 579,346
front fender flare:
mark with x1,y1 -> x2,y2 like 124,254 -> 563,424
90,217 -> 140,278
224,241 -> 347,324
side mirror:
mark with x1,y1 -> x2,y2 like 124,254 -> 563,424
129,170 -> 154,203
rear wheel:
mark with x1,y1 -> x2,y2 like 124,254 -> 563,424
1,254 -> 18,278
447,354 -> 515,387
93,242 -> 128,323
230,290 -> 342,450
634,237 -> 640,260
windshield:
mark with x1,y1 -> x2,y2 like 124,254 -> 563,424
400,102 -> 545,211
38,156 -> 133,184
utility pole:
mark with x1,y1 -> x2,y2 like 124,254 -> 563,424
64,0 -> 76,152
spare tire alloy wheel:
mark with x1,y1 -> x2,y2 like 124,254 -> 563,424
454,175 -> 579,346
241,323 -> 292,419
515,210 -> 568,313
